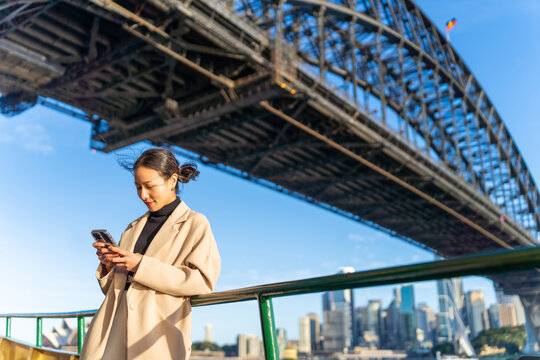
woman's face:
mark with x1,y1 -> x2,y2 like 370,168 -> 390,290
134,166 -> 177,212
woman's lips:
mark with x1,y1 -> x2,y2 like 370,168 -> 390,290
145,201 -> 153,206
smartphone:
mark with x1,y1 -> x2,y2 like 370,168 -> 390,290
91,229 -> 118,247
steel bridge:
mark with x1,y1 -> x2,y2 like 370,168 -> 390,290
1,0 -> 540,343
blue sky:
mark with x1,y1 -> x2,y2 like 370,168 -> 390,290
0,0 -> 539,347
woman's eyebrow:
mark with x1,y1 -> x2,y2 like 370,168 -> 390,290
134,180 -> 156,185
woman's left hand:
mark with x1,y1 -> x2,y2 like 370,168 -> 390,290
107,246 -> 143,272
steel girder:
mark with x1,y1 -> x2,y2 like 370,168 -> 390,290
0,0 -> 538,256
233,0 -> 539,239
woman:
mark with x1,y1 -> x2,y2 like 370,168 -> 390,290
80,148 -> 221,360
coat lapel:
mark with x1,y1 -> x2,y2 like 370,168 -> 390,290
144,200 -> 191,258
112,213 -> 150,291
121,213 -> 149,252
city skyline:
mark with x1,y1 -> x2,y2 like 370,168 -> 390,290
189,280 -> 526,358
36,279 -> 525,355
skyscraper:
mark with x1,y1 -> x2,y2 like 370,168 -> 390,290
436,276 -> 477,358
322,267 -> 356,350
466,290 -> 489,338
322,309 -> 347,352
276,328 -> 288,355
237,334 -> 263,358
383,287 -> 402,349
437,277 -> 466,344
437,281 -> 452,343
355,306 -> 366,341
365,300 -> 382,347
299,316 -> 312,354
307,313 -> 320,352
496,290 -> 526,326
488,304 -> 500,329
400,284 -> 417,344
416,303 -> 435,344
497,304 -> 518,327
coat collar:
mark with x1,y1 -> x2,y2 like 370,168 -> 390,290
121,200 -> 192,253
127,200 -> 191,228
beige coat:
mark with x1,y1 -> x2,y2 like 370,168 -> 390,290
80,201 -> 221,360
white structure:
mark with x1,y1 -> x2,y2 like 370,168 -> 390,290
42,319 -> 91,351
466,290 -> 489,337
416,302 -> 435,343
205,323 -> 213,343
365,300 -> 382,346
276,328 -> 287,355
299,316 -> 311,354
43,319 -> 75,349
237,334 -> 263,358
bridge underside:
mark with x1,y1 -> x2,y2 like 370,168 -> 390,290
0,1 -> 538,295
108,91 -> 522,258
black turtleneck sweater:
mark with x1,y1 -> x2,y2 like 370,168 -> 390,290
126,197 -> 181,289
133,196 -> 181,255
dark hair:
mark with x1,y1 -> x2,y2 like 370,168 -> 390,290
126,148 -> 199,193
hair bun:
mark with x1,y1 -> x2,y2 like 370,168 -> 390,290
178,163 -> 200,184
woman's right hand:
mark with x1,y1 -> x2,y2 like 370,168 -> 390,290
93,242 -> 118,273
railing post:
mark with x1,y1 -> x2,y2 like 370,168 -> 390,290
258,295 -> 279,360
6,317 -> 11,338
36,317 -> 43,347
78,316 -> 85,353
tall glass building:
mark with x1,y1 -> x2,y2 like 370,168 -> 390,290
383,289 -> 401,348
322,267 -> 356,350
437,277 -> 474,356
400,284 -> 417,344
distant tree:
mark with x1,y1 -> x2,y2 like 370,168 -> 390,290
432,342 -> 454,355
504,342 -> 520,354
472,326 -> 525,354
192,341 -> 222,351
221,344 -> 238,357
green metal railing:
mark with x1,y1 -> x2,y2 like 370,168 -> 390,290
2,246 -> 540,358
1,310 -> 95,354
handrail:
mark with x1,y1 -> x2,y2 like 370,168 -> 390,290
2,246 -> 540,359
0,310 -> 97,319
191,246 -> 540,306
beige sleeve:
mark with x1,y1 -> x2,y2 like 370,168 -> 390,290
133,214 -> 221,296
96,263 -> 114,295
94,225 -> 131,295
